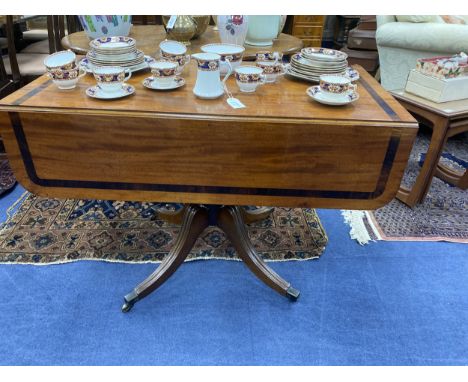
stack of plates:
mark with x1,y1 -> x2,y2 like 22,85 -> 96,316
286,47 -> 359,82
80,36 -> 150,73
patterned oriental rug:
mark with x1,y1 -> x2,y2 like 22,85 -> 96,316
0,193 -> 328,265
343,130 -> 468,244
0,155 -> 16,196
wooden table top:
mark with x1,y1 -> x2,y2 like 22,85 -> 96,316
0,64 -> 415,126
391,89 -> 468,119
61,25 -> 304,61
0,65 -> 418,209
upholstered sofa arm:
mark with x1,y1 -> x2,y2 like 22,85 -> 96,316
376,22 -> 468,53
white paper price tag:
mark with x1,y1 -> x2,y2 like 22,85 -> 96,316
227,97 -> 246,109
167,15 -> 178,29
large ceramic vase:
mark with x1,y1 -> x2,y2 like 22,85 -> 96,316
245,15 -> 281,46
78,15 -> 132,39
277,15 -> 287,37
217,15 -> 249,46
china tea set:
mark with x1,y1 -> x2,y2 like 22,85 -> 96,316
43,37 -> 359,106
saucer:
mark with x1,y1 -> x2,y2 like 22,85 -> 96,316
86,84 -> 135,99
142,76 -> 185,90
306,85 -> 359,106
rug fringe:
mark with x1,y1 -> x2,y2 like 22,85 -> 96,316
341,210 -> 376,245
0,254 -> 322,266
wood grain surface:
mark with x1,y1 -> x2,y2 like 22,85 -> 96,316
0,65 -> 418,209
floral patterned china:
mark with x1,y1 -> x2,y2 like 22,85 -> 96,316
89,36 -> 136,52
201,43 -> 245,74
86,84 -> 135,100
255,51 -> 283,62
149,61 -> 178,87
234,66 -> 265,92
44,50 -> 77,71
217,15 -> 249,45
319,74 -> 357,95
47,66 -> 86,89
255,61 -> 285,83
93,66 -> 132,93
306,85 -> 359,106
79,56 -> 155,74
142,76 -> 186,91
285,64 -> 359,83
301,47 -> 348,62
306,74 -> 359,106
159,40 -> 191,74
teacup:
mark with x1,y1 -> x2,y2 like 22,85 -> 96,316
159,40 -> 190,73
319,75 -> 357,97
93,66 -> 132,93
234,66 -> 265,93
47,66 -> 86,89
255,51 -> 283,62
149,61 -> 178,87
255,61 -> 285,83
44,50 -> 77,71
201,43 -> 245,75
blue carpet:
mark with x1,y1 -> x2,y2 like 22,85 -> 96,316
0,185 -> 467,365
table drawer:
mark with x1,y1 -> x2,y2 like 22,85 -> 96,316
293,15 -> 324,24
292,25 -> 323,38
300,38 -> 322,47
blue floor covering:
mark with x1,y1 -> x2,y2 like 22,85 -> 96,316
0,185 -> 467,365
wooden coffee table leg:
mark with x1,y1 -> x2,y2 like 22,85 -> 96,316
153,204 -> 187,225
241,207 -> 274,224
122,204 -> 209,312
218,205 -> 300,301
435,163 -> 468,190
397,116 -> 450,207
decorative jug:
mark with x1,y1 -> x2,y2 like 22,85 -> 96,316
192,53 -> 232,99
245,15 -> 281,46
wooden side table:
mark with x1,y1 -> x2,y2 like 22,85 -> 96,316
391,90 -> 468,207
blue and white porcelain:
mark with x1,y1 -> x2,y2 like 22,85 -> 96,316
159,40 -> 191,74
47,66 -> 86,89
93,66 -> 132,93
78,16 -> 132,40
149,61 -> 178,87
306,85 -> 359,106
345,67 -> 360,82
44,50 -> 77,71
86,84 -> 135,100
192,52 -> 232,99
142,76 -> 186,91
301,47 -> 348,62
234,66 -> 265,93
79,56 -> 155,74
201,43 -> 245,75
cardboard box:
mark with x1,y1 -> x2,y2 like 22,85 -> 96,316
405,69 -> 468,103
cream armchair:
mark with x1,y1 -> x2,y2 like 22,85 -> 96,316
376,16 -> 468,90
